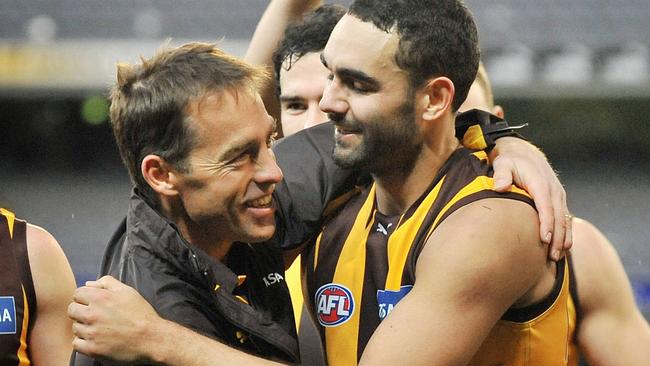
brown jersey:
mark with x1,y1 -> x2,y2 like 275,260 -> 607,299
304,148 -> 573,365
0,208 -> 36,366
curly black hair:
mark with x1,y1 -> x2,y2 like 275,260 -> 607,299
272,4 -> 347,96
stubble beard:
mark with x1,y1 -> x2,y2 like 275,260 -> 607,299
332,101 -> 423,177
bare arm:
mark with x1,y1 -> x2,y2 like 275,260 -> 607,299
69,276 -> 283,366
489,137 -> 572,260
27,224 -> 77,365
571,218 -> 650,365
359,198 -> 551,365
244,0 -> 322,123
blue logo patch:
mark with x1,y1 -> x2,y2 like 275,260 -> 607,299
0,296 -> 17,334
377,285 -> 412,320
315,283 -> 354,327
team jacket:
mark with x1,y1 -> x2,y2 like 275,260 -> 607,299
303,148 -> 575,365
0,208 -> 36,366
72,192 -> 300,365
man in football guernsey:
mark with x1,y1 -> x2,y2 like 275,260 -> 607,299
0,208 -> 76,365
457,62 -> 650,365
299,0 -> 569,364
244,3 -> 572,361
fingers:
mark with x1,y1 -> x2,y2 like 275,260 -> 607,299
491,156 -> 515,192
547,181 -> 570,261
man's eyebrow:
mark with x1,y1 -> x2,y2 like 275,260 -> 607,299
279,95 -> 305,103
321,52 -> 380,89
220,139 -> 256,160
338,68 -> 380,89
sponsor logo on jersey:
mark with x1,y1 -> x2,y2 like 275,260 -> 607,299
0,296 -> 17,334
315,283 -> 355,327
377,285 -> 412,320
262,272 -> 284,287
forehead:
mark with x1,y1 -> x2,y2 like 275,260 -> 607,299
279,53 -> 329,95
322,14 -> 402,75
187,89 -> 273,148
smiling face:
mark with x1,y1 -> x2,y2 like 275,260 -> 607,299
279,52 -> 331,136
319,15 -> 423,175
171,88 -> 283,247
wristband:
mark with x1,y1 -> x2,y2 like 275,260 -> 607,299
455,109 -> 527,151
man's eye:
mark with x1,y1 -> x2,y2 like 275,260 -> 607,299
350,80 -> 369,93
231,153 -> 251,164
285,102 -> 307,111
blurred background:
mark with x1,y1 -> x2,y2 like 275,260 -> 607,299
1,0 -> 648,322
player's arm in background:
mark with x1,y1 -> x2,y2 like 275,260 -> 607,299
27,224 -> 77,365
244,0 -> 322,122
571,218 -> 650,365
359,198 -> 553,365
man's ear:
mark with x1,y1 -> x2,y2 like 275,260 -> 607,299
141,155 -> 179,197
421,77 -> 455,121
492,105 -> 505,119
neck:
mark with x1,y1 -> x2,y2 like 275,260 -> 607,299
160,198 -> 232,261
373,115 -> 460,216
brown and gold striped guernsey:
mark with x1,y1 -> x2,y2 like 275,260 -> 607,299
0,208 -> 36,365
304,148 -> 574,365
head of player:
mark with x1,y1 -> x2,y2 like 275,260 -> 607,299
272,4 -> 347,136
319,0 -> 480,179
110,42 -> 283,256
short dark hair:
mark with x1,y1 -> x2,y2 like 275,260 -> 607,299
272,4 -> 347,95
110,42 -> 268,203
349,0 -> 480,110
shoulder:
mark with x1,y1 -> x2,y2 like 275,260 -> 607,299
25,223 -> 76,309
418,198 -> 546,302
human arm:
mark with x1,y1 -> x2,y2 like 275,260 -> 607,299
571,218 -> 650,365
455,109 -> 572,260
359,198 -> 552,365
26,224 -> 77,365
489,137 -> 571,261
273,122 -> 357,254
244,0 -> 322,123
69,276 -> 284,366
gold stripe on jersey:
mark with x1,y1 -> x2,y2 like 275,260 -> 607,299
425,175 -> 531,242
312,232 -> 323,271
385,178 -> 444,290
17,287 -> 30,366
326,184 -> 377,366
0,208 -> 16,239
467,258 -> 577,366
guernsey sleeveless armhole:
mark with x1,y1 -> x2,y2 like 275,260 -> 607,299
502,257 -> 567,322
567,254 -> 581,336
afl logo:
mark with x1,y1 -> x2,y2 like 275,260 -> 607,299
315,283 -> 354,327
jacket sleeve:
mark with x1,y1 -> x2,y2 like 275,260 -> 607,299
271,122 -> 358,250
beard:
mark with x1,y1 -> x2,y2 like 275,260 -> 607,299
332,100 -> 423,177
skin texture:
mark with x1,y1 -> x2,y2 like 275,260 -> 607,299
461,71 -> 650,365
26,223 -> 77,365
